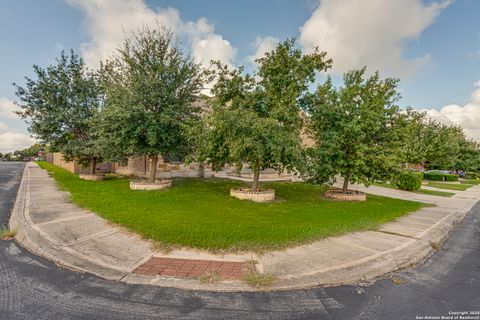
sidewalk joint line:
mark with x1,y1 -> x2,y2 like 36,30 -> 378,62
61,230 -> 117,246
35,215 -> 92,226
376,231 -> 419,240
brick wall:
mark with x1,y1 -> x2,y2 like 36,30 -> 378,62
50,153 -> 89,174
47,153 -> 112,174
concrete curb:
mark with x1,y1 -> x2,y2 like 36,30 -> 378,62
9,163 -> 479,292
9,163 -> 130,281
268,208 -> 472,290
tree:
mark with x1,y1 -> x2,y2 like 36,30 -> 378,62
98,26 -> 206,182
23,143 -> 47,157
425,123 -> 462,170
415,120 -> 461,170
194,39 -> 331,192
455,136 -> 480,173
303,67 -> 404,193
13,149 -> 27,160
14,51 -> 103,174
395,108 -> 428,166
396,110 -> 465,170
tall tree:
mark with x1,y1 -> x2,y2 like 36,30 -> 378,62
14,50 -> 103,174
98,26 -> 206,182
194,39 -> 332,191
397,109 -> 476,171
303,67 -> 403,193
454,136 -> 480,173
395,108 -> 428,166
23,143 -> 48,157
424,123 -> 462,170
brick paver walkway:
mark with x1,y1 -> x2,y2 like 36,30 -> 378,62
134,257 -> 247,280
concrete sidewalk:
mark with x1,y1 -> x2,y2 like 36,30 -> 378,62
10,163 -> 480,291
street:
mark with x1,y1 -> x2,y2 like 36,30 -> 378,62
0,162 -> 25,228
0,162 -> 479,319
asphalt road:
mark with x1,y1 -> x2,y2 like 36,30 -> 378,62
1,162 -> 479,320
0,162 -> 25,228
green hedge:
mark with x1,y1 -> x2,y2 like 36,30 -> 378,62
423,172 -> 458,182
393,171 -> 423,191
445,174 -> 459,181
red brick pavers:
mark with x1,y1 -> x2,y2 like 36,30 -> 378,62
133,257 -> 247,280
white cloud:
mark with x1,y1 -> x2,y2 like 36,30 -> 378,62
470,50 -> 480,60
299,0 -> 451,77
423,80 -> 480,141
67,0 -> 236,68
247,36 -> 279,64
190,33 -> 236,68
0,121 -> 36,153
181,17 -> 236,68
0,97 -> 20,119
0,98 -> 36,153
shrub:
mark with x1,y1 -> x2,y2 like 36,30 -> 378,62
393,171 -> 423,191
423,172 -> 443,181
423,172 -> 458,182
467,173 -> 479,180
444,174 -> 458,181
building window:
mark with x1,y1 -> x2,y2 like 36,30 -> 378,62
162,154 -> 183,164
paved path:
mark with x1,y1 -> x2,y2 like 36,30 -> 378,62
9,163 -> 480,291
420,184 -> 460,192
1,178 -> 479,319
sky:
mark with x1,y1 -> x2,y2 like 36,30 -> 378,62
0,0 -> 479,153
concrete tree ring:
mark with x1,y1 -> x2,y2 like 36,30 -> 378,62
79,173 -> 105,181
230,188 -> 275,202
325,188 -> 366,201
130,179 -> 172,191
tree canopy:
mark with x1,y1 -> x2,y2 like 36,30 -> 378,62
303,67 -> 404,192
11,26 -> 479,193
397,109 -> 469,170
98,26 -> 207,181
194,39 -> 332,191
14,50 -> 103,173
455,137 -> 480,172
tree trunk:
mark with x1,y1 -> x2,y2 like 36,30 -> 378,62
89,157 -> 96,175
199,161 -> 205,178
149,154 -> 158,182
342,173 -> 350,193
252,166 -> 260,192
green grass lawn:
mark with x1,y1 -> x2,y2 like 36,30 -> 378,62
37,162 -> 425,252
460,179 -> 480,185
372,182 -> 454,197
427,181 -> 474,191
